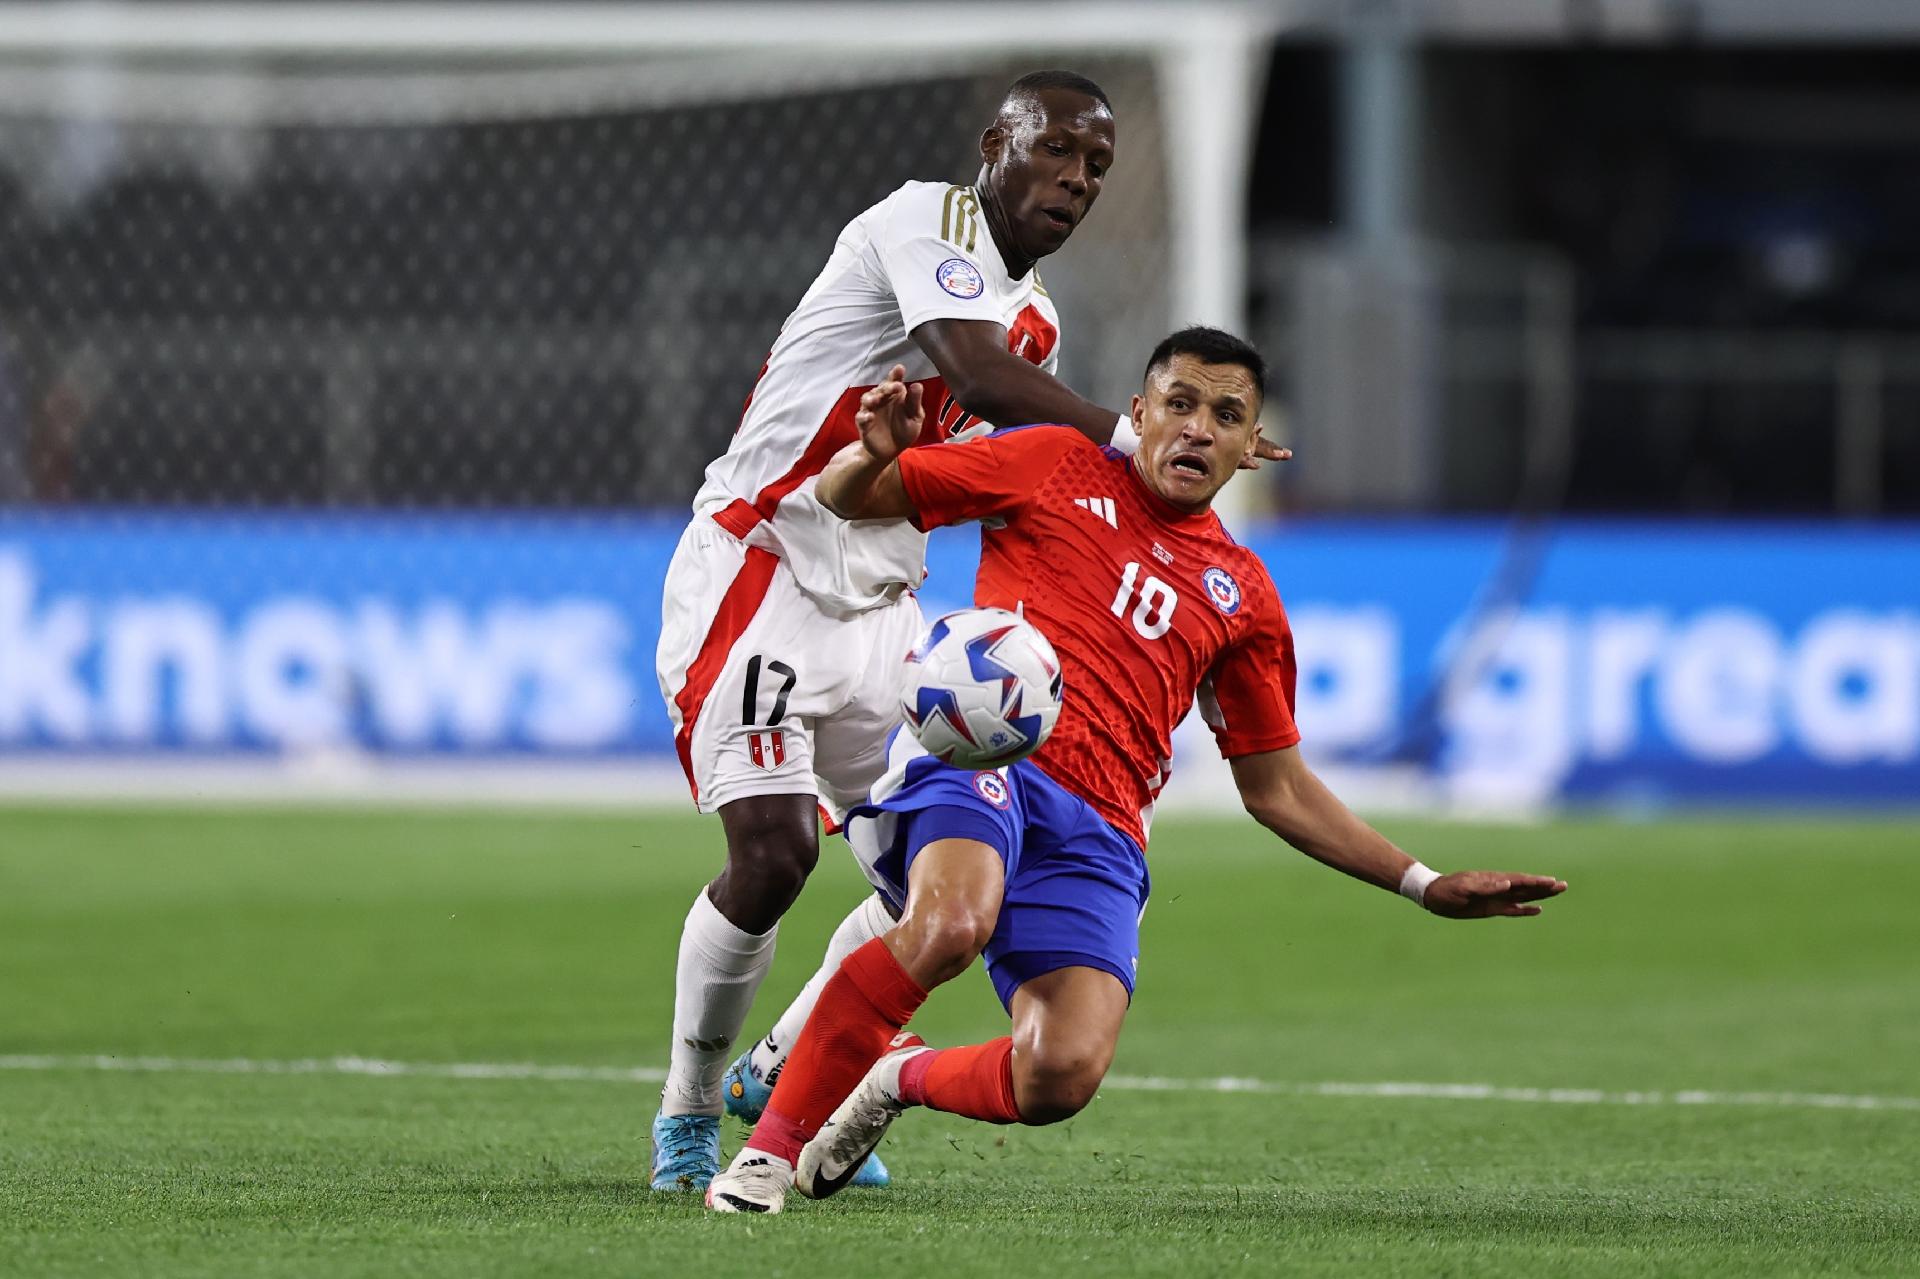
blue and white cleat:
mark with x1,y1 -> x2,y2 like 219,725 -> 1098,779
650,1111 -> 721,1192
723,1047 -> 892,1188
722,1049 -> 773,1123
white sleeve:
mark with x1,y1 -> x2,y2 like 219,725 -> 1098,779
879,186 -> 1008,334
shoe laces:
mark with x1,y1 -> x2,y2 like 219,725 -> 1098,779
656,1114 -> 714,1160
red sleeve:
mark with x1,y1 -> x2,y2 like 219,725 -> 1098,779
896,425 -> 1085,531
1198,572 -> 1301,758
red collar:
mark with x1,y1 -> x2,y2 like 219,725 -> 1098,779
1124,455 -> 1218,529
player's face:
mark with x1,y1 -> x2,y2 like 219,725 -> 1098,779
1131,355 -> 1262,512
980,89 -> 1115,261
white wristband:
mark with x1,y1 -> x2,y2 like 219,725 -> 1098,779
1397,862 -> 1441,906
1109,412 -> 1140,455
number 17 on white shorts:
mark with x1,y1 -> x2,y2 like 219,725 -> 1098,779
655,517 -> 924,821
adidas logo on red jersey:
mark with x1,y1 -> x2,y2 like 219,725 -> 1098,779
1072,496 -> 1118,528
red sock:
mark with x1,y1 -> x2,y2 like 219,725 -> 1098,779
746,938 -> 927,1163
897,1037 -> 1022,1124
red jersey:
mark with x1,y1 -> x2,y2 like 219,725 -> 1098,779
897,425 -> 1300,848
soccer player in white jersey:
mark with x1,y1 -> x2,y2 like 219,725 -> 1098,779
651,71 -> 1260,1193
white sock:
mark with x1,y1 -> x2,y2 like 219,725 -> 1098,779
660,889 -> 778,1117
745,892 -> 894,1087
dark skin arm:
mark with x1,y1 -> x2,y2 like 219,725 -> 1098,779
913,317 -> 1290,465
912,317 -> 1119,441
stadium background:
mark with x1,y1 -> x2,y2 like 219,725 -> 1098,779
3,0 -> 1916,812
2,3 -> 1916,1276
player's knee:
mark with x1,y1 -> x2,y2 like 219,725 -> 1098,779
1013,1050 -> 1108,1125
711,806 -> 820,931
734,832 -> 817,902
895,905 -> 994,986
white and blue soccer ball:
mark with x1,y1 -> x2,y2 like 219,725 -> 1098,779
900,607 -> 1063,770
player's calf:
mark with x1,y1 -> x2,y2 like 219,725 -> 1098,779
1010,1050 -> 1107,1125
1005,964 -> 1128,1124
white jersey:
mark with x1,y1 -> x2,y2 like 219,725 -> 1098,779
693,180 -> 1062,614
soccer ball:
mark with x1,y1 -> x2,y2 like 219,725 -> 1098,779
900,607 -> 1064,770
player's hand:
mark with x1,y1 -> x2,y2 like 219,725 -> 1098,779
1237,430 -> 1291,471
854,364 -> 925,463
1423,871 -> 1566,919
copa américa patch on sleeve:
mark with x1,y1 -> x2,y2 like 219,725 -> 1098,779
936,257 -> 986,299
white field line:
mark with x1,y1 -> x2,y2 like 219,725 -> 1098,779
1,1053 -> 1916,1114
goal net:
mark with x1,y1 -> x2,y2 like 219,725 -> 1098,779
0,50 -> 1189,507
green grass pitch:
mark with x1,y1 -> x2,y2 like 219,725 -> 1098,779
2,803 -> 1916,1277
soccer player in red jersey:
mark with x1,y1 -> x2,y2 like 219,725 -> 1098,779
705,328 -> 1567,1213
657,74 -> 1283,1194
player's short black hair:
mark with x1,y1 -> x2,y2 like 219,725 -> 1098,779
1003,70 -> 1111,114
1144,327 -> 1267,400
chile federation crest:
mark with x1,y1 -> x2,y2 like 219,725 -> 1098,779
1202,566 -> 1242,616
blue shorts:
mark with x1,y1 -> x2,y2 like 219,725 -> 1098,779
845,748 -> 1150,1011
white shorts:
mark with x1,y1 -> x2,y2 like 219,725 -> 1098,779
655,515 -> 925,820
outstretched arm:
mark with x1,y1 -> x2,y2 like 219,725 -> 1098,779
913,318 -> 1290,465
1230,746 -> 1567,918
912,318 -> 1121,444
913,318 -> 1291,465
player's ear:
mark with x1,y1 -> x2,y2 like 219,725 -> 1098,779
980,123 -> 1005,169
1246,420 -> 1263,460
1130,393 -> 1145,429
